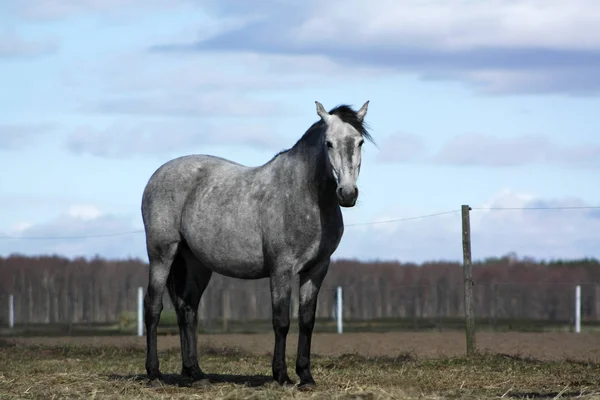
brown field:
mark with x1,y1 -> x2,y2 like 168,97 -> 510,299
5,331 -> 600,361
1,332 -> 600,399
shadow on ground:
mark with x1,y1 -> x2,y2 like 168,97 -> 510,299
108,372 -> 275,388
507,391 -> 592,399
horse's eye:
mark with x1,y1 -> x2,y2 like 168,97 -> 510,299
358,139 -> 364,147
326,141 -> 333,149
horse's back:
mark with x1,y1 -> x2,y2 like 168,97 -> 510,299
142,154 -> 245,251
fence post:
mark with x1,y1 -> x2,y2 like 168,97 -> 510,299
137,287 -> 144,337
575,285 -> 581,333
9,294 -> 14,329
336,286 -> 343,334
461,205 -> 476,356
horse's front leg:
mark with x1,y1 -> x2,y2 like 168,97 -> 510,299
269,272 -> 294,385
296,260 -> 329,388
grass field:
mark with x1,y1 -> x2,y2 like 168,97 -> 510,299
1,332 -> 600,399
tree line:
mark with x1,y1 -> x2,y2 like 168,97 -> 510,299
0,254 -> 598,326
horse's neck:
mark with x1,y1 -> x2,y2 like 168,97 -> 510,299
280,131 -> 336,199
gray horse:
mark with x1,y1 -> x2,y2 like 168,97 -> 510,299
141,100 -> 372,388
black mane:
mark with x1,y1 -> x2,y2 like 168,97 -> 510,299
328,104 -> 373,143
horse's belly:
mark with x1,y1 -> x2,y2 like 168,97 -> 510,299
181,212 -> 267,279
195,250 -> 267,279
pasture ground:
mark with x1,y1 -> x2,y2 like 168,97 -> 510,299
1,332 -> 599,399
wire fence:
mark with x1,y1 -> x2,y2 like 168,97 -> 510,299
0,281 -> 596,335
3,205 -> 597,240
0,205 -> 599,337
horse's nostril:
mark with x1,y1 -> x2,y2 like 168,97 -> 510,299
337,186 -> 358,202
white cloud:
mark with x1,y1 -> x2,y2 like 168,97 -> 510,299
10,222 -> 33,233
376,133 -> 426,163
468,191 -> 599,261
92,92 -> 286,118
0,205 -> 145,260
377,133 -> 600,169
153,0 -> 600,95
477,189 -> 536,210
67,205 -> 102,220
65,120 -> 287,158
434,134 -> 600,168
1,191 -> 598,263
297,0 -> 600,51
61,45 -> 387,128
0,123 -> 56,150
0,32 -> 58,58
67,49 -> 387,101
28,0 -> 595,53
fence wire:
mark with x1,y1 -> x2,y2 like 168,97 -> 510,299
0,205 -> 598,335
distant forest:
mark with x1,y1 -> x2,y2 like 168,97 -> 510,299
1,254 -> 599,325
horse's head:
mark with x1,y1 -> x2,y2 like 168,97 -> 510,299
315,101 -> 371,208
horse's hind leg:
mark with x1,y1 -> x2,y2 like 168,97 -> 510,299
144,241 -> 179,381
167,244 -> 212,382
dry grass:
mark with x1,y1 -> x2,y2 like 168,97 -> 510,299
7,332 -> 600,362
0,338 -> 599,399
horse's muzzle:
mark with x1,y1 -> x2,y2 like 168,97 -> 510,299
337,185 -> 358,207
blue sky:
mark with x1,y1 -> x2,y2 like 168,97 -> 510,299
1,0 -> 599,263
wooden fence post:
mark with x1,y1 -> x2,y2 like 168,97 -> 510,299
461,205 -> 476,356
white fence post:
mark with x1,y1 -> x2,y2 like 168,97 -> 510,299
575,285 -> 581,333
336,286 -> 343,334
9,294 -> 14,329
137,287 -> 144,337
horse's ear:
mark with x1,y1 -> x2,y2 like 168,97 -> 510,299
356,100 -> 369,122
315,101 -> 331,123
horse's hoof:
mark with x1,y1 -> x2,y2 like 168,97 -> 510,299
147,378 -> 163,388
146,371 -> 163,387
190,378 -> 210,388
298,382 -> 316,392
276,376 -> 295,387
